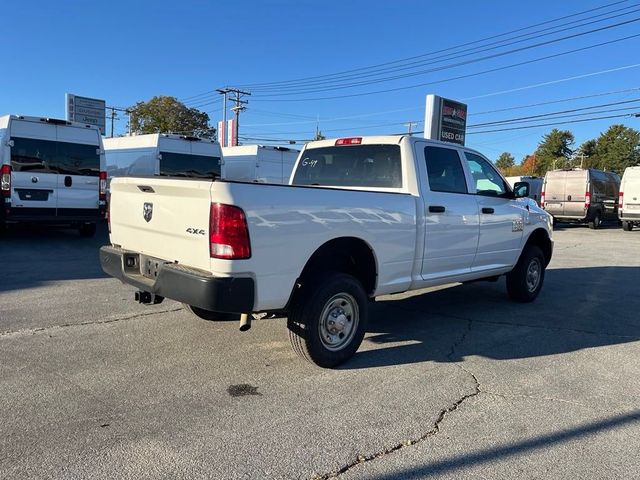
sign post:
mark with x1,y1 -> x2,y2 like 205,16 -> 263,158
65,94 -> 106,135
424,94 -> 467,146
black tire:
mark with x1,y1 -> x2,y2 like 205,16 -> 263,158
182,304 -> 239,321
287,272 -> 368,368
622,221 -> 633,231
506,245 -> 546,303
79,222 -> 97,237
588,212 -> 601,230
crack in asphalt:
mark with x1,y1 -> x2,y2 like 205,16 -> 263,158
313,320 -> 481,480
0,307 -> 183,338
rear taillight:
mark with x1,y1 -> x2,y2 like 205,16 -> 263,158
335,137 -> 362,146
585,191 -> 591,209
209,203 -> 251,259
619,191 -> 624,210
540,190 -> 545,209
99,171 -> 107,201
1,164 -> 11,197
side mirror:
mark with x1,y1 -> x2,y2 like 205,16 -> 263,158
513,181 -> 530,199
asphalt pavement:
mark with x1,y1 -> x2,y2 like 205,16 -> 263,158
1,222 -> 639,479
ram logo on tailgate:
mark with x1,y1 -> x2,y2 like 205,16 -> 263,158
143,202 -> 153,222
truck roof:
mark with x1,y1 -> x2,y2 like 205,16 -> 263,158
0,114 -> 102,133
103,133 -> 219,150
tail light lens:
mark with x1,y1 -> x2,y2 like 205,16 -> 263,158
540,190 -> 545,209
1,164 -> 11,197
99,171 -> 107,201
209,203 -> 251,259
619,191 -> 624,210
335,137 -> 362,146
585,191 -> 591,209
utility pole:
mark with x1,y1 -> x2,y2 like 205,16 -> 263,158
575,152 -> 589,168
404,121 -> 418,135
108,107 -> 117,138
229,89 -> 250,146
217,88 -> 230,145
106,106 -> 132,137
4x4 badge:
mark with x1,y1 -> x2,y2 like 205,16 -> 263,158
143,202 -> 153,222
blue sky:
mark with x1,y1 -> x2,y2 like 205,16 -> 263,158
2,0 -> 640,161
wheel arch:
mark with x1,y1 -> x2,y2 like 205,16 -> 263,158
288,236 -> 379,306
522,228 -> 553,266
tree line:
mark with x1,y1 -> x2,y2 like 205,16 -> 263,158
494,125 -> 640,177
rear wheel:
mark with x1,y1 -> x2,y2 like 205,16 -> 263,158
79,222 -> 96,237
622,221 -> 633,231
506,245 -> 546,303
588,212 -> 601,230
288,272 -> 367,368
182,304 -> 239,321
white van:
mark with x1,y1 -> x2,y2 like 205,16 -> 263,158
505,176 -> 543,206
0,115 -> 106,236
103,133 -> 222,180
222,145 -> 299,184
619,166 -> 640,231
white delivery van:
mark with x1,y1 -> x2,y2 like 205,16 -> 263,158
0,115 -> 106,236
103,133 -> 222,180
619,165 -> 640,231
222,145 -> 299,183
506,176 -> 544,206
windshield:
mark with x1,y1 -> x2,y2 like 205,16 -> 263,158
292,144 -> 402,188
159,151 -> 221,178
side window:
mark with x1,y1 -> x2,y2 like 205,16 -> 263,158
424,146 -> 467,194
464,152 -> 508,196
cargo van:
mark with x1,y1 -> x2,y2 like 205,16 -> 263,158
542,168 -> 620,229
506,176 -> 543,206
0,115 -> 106,236
222,145 -> 299,184
619,166 -> 640,231
103,133 -> 222,180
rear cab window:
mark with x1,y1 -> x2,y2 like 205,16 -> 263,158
292,144 -> 402,188
159,152 -> 221,179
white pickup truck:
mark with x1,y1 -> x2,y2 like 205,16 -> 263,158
101,135 -> 553,367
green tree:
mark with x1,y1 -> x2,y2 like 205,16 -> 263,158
575,139 -> 598,168
534,129 -> 575,174
129,96 -> 215,138
593,124 -> 640,173
495,152 -> 515,172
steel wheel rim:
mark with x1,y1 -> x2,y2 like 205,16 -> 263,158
318,293 -> 359,352
526,258 -> 542,293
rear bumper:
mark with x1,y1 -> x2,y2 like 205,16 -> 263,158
99,245 -> 255,313
620,212 -> 640,220
1,206 -> 104,224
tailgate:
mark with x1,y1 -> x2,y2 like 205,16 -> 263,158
108,177 -> 212,270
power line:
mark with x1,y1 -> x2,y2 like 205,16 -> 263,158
179,1 -> 633,101
247,6 -> 640,94
467,112 -> 638,134
250,32 -> 640,102
250,17 -> 640,98
236,0 -> 633,89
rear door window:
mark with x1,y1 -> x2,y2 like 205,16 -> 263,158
11,137 -> 99,176
292,144 -> 402,188
159,152 -> 221,178
55,141 -> 100,176
424,146 -> 467,194
10,137 -> 57,173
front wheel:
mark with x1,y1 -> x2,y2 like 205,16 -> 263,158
622,221 -> 633,231
287,273 -> 368,368
506,245 -> 546,303
182,304 -> 239,321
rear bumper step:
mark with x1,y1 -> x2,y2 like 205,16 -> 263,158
99,245 -> 255,313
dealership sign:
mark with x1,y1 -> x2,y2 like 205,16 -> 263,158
424,94 -> 467,146
65,94 -> 106,135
